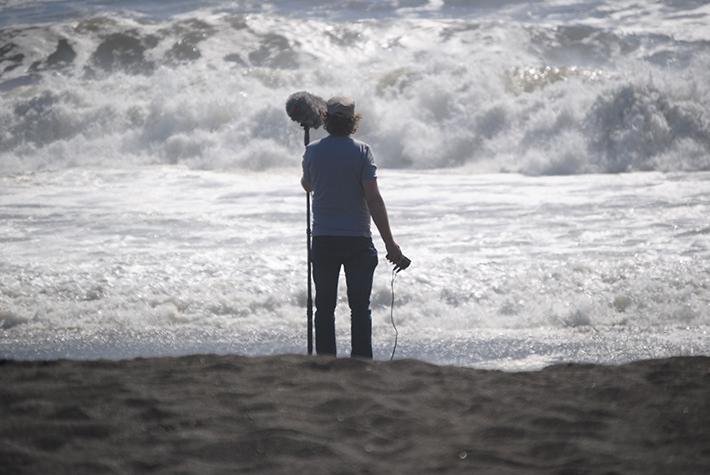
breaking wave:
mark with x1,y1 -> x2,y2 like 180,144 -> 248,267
1,1 -> 710,175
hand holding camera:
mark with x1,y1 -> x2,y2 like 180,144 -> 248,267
385,242 -> 411,273
387,253 -> 411,273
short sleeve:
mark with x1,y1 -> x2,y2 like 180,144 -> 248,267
302,148 -> 311,185
361,146 -> 377,183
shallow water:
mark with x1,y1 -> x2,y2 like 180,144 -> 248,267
1,167 -> 708,369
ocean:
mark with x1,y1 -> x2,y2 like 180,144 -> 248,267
1,0 -> 708,369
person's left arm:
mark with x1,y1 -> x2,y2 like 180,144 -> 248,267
301,149 -> 312,192
301,176 -> 312,193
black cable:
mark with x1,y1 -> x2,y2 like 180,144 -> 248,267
389,268 -> 398,361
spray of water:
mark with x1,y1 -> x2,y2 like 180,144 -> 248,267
1,2 -> 709,175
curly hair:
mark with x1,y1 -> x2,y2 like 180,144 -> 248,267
324,112 -> 361,136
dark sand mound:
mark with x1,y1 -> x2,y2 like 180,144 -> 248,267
1,355 -> 709,474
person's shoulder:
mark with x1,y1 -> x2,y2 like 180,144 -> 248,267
306,137 -> 326,149
348,137 -> 373,157
305,137 -> 326,156
349,137 -> 370,149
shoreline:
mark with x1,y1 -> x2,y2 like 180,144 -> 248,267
3,325 -> 709,371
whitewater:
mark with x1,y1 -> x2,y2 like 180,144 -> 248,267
1,0 -> 709,369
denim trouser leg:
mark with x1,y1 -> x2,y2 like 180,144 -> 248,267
312,236 -> 378,358
312,248 -> 340,356
344,249 -> 377,358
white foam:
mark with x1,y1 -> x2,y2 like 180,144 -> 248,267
1,5 -> 709,175
1,167 -> 708,340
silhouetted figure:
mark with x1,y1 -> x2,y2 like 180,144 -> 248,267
301,96 -> 404,358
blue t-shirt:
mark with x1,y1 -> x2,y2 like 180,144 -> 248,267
302,135 -> 377,237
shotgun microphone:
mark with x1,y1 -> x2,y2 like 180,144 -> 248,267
286,90 -> 326,356
286,91 -> 327,129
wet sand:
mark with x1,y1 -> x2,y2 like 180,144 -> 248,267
1,355 -> 709,474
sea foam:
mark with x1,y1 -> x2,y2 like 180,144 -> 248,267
1,2 -> 710,175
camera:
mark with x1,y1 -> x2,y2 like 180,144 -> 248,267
386,254 -> 411,273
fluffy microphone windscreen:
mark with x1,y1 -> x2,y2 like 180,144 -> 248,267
286,91 -> 326,129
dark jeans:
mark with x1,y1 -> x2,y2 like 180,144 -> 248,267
311,236 -> 378,358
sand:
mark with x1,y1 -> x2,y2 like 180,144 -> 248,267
1,355 -> 709,474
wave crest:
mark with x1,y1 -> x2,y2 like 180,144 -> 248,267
1,11 -> 709,175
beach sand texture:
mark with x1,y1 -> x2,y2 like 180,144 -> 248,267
1,355 -> 709,474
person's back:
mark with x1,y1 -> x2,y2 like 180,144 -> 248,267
301,96 -> 403,358
304,135 -> 375,238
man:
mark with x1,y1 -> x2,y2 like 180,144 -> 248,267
301,96 -> 403,359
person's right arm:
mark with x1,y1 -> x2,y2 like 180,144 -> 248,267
363,179 -> 403,263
